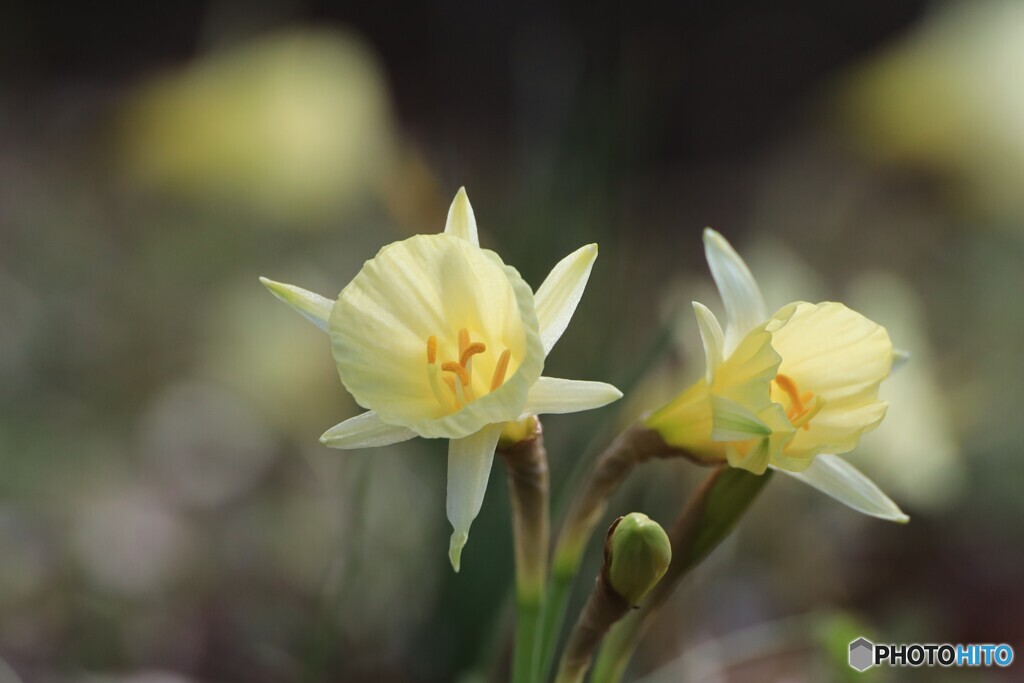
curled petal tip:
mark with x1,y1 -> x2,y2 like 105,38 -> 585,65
448,531 -> 468,572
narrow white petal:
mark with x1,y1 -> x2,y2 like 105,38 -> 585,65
710,395 -> 771,441
892,348 -> 911,374
777,454 -> 909,523
523,376 -> 622,416
534,244 -> 598,355
320,411 -> 417,449
443,187 -> 479,246
260,277 -> 334,333
702,228 -> 768,354
692,301 -> 725,384
446,423 -> 504,571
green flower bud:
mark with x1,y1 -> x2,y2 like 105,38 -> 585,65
607,513 -> 671,606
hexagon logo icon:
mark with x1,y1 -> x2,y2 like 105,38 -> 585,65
849,637 -> 875,672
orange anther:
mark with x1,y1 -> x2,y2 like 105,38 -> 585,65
490,349 -> 511,392
458,328 -> 470,357
773,374 -> 806,414
442,361 -> 471,386
460,342 -> 486,367
426,336 -> 438,364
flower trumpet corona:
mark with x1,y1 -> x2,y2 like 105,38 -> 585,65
646,229 -> 908,522
261,188 -> 622,570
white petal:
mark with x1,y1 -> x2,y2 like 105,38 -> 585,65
260,277 -> 333,333
709,395 -> 771,441
522,376 -> 622,416
703,228 -> 768,355
447,423 -> 504,571
777,454 -> 909,523
443,187 -> 479,246
320,411 -> 417,449
692,301 -> 725,384
534,244 -> 598,355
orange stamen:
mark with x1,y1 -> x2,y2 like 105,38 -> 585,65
774,373 -> 822,430
773,374 -> 806,414
460,342 -> 486,367
426,336 -> 437,364
490,349 -> 511,391
791,397 -> 824,431
442,361 -> 471,387
458,328 -> 470,357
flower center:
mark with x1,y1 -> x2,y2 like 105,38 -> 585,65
425,329 -> 511,412
773,373 -> 824,430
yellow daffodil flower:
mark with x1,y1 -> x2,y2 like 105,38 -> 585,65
261,188 -> 622,569
647,229 -> 908,522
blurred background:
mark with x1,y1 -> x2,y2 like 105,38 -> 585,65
1,0 -> 1022,681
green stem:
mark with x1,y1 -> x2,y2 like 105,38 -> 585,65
536,564 -> 574,682
554,571 -> 629,683
553,516 -> 646,683
513,596 -> 544,683
539,424 -> 691,681
590,467 -> 772,683
589,609 -> 641,683
499,418 -> 550,683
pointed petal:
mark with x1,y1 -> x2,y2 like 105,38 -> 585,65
443,187 -> 479,246
523,376 -> 622,416
320,411 -> 417,449
703,228 -> 768,354
260,277 -> 334,333
777,454 -> 909,523
710,395 -> 771,441
534,244 -> 598,355
692,301 -> 725,384
447,423 -> 503,571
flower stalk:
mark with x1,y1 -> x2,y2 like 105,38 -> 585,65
498,417 -> 550,683
590,465 -> 772,683
537,424 -> 694,681
554,514 -> 670,683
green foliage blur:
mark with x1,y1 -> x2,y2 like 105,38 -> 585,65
1,2 -> 1022,681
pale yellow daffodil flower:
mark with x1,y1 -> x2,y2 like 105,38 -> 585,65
261,189 -> 622,569
647,229 -> 908,522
